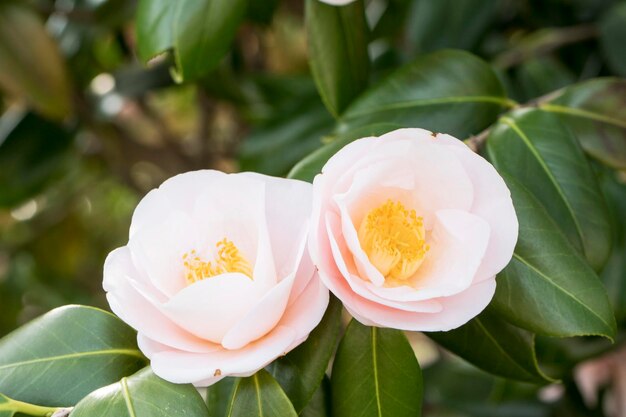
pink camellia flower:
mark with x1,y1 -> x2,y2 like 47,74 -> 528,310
318,0 -> 357,5
103,171 -> 329,386
309,128 -> 518,331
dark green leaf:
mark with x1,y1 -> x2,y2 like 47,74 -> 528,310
600,2 -> 626,76
331,321 -> 422,417
515,56 -> 575,102
542,78 -> 626,170
227,370 -> 297,417
71,368 -> 208,417
206,378 -> 238,417
240,100 -> 333,177
306,0 -> 369,117
407,0 -> 498,54
268,296 -> 342,413
287,123 -> 405,182
300,377 -> 331,417
487,108 -> 612,270
490,175 -> 616,339
0,305 -> 146,406
136,0 -> 247,81
135,0 -> 176,62
429,307 -> 553,384
0,109 -> 74,208
600,171 -> 626,324
0,3 -> 71,119
173,0 -> 247,81
339,50 -> 511,138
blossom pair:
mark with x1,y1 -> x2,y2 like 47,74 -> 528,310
103,128 -> 518,386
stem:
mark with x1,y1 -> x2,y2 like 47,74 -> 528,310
1,397 -> 60,417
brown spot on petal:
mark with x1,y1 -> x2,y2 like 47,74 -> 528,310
430,131 -> 439,137
214,369 -> 222,377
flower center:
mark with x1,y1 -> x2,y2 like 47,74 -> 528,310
183,238 -> 253,285
357,200 -> 429,281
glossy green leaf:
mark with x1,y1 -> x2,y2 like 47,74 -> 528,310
600,2 -> 626,76
240,100 -> 333,177
135,0 -> 175,62
487,108 -> 612,270
429,308 -> 553,384
136,0 -> 246,81
0,109 -> 74,208
268,296 -> 342,412
542,78 -> 626,169
339,49 -> 512,138
306,0 -> 369,117
206,377 -> 238,417
227,370 -> 297,417
300,377 -> 331,417
515,56 -> 575,102
489,176 -> 616,340
71,368 -> 208,417
407,0 -> 498,54
0,305 -> 146,407
600,171 -> 626,324
173,0 -> 247,82
287,122 -> 404,182
331,320 -> 422,417
0,3 -> 71,119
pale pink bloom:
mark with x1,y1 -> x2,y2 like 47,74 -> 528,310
575,347 -> 626,417
103,171 -> 328,386
318,0 -> 357,5
309,128 -> 518,331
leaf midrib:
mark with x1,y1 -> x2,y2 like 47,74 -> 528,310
371,328 -> 382,417
501,116 -> 586,250
541,103 -> 626,130
345,95 -> 514,119
512,253 -> 612,333
0,348 -> 144,370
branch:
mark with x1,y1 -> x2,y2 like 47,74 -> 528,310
493,24 -> 599,70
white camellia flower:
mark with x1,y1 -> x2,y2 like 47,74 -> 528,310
103,170 -> 329,386
309,128 -> 518,332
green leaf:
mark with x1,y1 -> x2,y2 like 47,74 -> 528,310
172,0 -> 247,82
136,0 -> 247,81
0,3 -> 71,119
0,305 -> 146,407
0,109 -> 74,208
489,175 -> 616,340
487,108 -> 612,271
206,378 -> 238,417
600,2 -> 626,76
306,0 -> 369,117
429,307 -> 553,384
406,0 -> 498,54
300,377 -> 331,417
240,100 -> 334,177
71,368 -> 209,417
0,393 -> 15,417
287,122 -> 405,182
227,370 -> 297,417
339,49 -> 512,138
515,56 -> 575,102
541,78 -> 626,170
600,171 -> 626,324
268,296 -> 342,412
135,0 -> 175,62
331,320 -> 422,417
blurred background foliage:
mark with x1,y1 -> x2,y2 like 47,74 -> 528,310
1,0 -> 626,416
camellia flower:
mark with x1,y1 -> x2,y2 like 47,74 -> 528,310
318,0 -> 357,5
308,128 -> 518,331
103,171 -> 329,386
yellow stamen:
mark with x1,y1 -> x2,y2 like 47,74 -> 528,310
358,200 -> 429,281
183,238 -> 253,285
